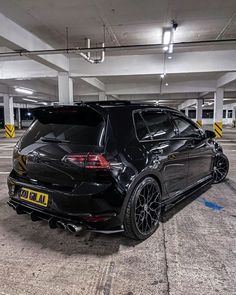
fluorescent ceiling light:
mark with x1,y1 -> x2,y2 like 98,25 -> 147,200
160,74 -> 165,79
165,83 -> 169,86
168,43 -> 173,53
168,56 -> 172,60
15,87 -> 34,95
163,46 -> 168,51
22,98 -> 38,103
163,29 -> 172,45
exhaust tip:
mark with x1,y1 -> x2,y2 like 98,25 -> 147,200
67,223 -> 83,233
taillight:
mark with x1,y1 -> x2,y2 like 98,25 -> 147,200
64,154 -> 110,169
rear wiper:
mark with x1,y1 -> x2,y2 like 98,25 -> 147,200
40,137 -> 70,143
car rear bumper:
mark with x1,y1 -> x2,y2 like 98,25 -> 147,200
7,173 -> 125,231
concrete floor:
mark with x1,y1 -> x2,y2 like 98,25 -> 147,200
0,128 -> 236,295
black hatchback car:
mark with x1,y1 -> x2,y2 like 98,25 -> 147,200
8,101 -> 229,240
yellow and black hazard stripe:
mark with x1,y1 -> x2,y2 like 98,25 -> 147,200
196,120 -> 202,128
213,121 -> 223,138
18,155 -> 27,175
5,124 -> 15,138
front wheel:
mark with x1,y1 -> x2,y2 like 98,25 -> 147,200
124,177 -> 161,240
212,153 -> 229,183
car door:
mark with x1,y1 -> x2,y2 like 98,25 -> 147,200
134,109 -> 189,199
170,113 -> 214,186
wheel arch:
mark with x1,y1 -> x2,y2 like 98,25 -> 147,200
118,171 -> 164,221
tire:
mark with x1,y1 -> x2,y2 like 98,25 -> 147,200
123,177 -> 161,240
212,153 -> 229,184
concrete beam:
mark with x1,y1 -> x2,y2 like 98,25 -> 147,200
105,80 -> 216,95
217,72 -> 236,88
178,99 -> 197,110
70,50 -> 236,77
0,60 -> 57,79
80,78 -> 105,92
0,102 -> 36,108
0,12 -> 69,72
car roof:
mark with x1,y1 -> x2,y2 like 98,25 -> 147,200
76,100 -> 179,113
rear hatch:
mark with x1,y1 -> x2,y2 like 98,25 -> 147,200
13,105 -> 108,190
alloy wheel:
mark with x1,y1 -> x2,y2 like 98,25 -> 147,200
134,180 -> 161,235
212,154 -> 229,183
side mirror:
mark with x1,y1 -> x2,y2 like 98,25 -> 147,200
205,130 -> 216,139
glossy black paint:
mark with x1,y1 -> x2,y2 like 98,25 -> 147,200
7,102 -> 224,232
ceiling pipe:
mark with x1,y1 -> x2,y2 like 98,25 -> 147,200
79,39 -> 105,64
0,38 -> 235,58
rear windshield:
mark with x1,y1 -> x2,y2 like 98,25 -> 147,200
20,106 -> 106,148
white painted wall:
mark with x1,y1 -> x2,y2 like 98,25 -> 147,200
191,103 -> 236,126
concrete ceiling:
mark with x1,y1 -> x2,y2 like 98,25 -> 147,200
0,0 -> 236,108
0,0 -> 236,48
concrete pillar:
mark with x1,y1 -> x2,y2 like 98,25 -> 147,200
58,72 -> 73,105
196,98 -> 203,128
98,92 -> 107,101
3,94 -> 15,138
16,108 -> 22,129
185,107 -> 189,117
213,88 -> 224,138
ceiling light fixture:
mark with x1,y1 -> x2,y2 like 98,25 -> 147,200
15,87 -> 34,95
163,29 -> 172,45
162,20 -> 178,54
168,43 -> 173,54
168,56 -> 172,59
165,83 -> 169,86
22,98 -> 38,103
160,74 -> 165,79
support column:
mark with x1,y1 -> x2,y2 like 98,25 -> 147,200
185,107 -> 189,117
213,88 -> 223,138
16,108 -> 22,129
196,98 -> 203,128
58,72 -> 73,105
98,92 -> 107,101
3,94 -> 15,138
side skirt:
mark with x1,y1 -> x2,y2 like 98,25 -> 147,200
162,176 -> 213,211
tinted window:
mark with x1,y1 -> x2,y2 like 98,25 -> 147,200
172,115 -> 199,137
133,113 -> 151,141
139,111 -> 174,140
20,107 -> 105,147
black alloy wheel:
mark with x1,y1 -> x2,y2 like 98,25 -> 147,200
212,154 -> 229,184
124,177 -> 161,240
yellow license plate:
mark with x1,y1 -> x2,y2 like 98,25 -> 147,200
20,188 -> 49,207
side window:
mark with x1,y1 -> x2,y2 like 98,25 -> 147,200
133,113 -> 151,141
171,115 -> 199,137
141,111 -> 175,140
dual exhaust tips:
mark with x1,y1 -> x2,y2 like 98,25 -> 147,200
55,220 -> 83,233
8,202 -> 84,233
